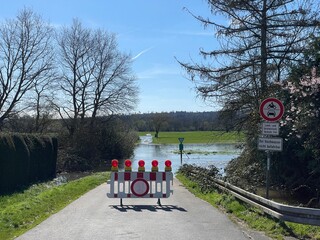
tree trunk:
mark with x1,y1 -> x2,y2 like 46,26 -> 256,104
260,0 -> 268,95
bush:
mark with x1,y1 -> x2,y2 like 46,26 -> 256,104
57,119 -> 138,172
0,135 -> 18,193
177,164 -> 220,193
12,135 -> 30,189
0,134 -> 58,194
224,146 -> 265,192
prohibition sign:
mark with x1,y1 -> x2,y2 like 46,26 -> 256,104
131,178 -> 149,197
259,98 -> 284,122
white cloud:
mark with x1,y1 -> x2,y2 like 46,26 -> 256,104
132,47 -> 154,60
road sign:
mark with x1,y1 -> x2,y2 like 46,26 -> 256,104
261,122 -> 279,136
258,137 -> 283,151
259,98 -> 284,122
179,143 -> 184,151
178,138 -> 184,143
131,178 -> 149,197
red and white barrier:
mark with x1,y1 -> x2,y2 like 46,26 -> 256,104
107,159 -> 173,204
107,171 -> 173,198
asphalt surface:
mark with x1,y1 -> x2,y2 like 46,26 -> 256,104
16,178 -> 271,240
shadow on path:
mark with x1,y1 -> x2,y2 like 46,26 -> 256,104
110,205 -> 187,212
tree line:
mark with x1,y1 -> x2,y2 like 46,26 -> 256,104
121,111 -> 238,133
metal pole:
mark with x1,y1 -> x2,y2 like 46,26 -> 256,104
180,150 -> 182,165
266,151 -> 271,199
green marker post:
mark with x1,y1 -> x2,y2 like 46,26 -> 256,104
178,138 -> 184,165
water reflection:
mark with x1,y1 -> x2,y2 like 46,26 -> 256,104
129,143 -> 241,175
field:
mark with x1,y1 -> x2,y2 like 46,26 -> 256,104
138,131 -> 245,144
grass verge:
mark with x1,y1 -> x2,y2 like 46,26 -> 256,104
139,131 -> 244,144
0,172 -> 110,240
176,173 -> 320,240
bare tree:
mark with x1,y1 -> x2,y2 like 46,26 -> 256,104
30,76 -> 55,132
56,20 -> 138,135
151,112 -> 169,138
178,0 -> 320,188
0,9 -> 55,129
178,0 -> 320,130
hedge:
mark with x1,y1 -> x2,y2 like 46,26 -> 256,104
0,134 -> 58,194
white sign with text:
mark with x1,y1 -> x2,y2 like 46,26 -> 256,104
258,137 -> 283,151
261,122 -> 279,136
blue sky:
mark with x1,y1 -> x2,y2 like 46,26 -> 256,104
0,0 -> 222,113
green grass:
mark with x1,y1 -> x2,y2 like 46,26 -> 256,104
176,173 -> 320,240
139,131 -> 244,144
0,172 -> 110,240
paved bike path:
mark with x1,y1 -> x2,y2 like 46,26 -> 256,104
16,178 -> 270,240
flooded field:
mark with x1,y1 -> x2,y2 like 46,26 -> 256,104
128,136 -> 241,174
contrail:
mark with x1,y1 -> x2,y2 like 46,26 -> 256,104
132,47 -> 154,60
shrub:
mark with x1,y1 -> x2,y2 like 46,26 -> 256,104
0,134 -> 57,194
57,119 -> 138,172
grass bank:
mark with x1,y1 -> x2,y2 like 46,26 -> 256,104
0,172 -> 110,240
139,131 -> 244,144
176,172 -> 320,240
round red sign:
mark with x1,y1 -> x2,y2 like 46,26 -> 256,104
259,98 -> 284,122
131,178 -> 149,197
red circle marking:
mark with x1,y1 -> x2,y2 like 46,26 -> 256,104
259,98 -> 284,122
131,179 -> 149,197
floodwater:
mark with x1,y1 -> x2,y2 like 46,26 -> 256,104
128,135 -> 242,174
56,135 -> 241,182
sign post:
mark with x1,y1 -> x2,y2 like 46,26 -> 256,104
178,138 -> 184,165
266,151 -> 271,199
258,98 -> 284,199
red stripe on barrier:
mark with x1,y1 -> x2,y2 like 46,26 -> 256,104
162,172 -> 166,181
127,194 -> 131,198
137,172 -> 144,178
163,193 -> 166,198
124,172 -> 131,181
150,172 -> 156,181
115,173 -> 118,181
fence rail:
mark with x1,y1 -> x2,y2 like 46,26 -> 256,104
188,169 -> 320,226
